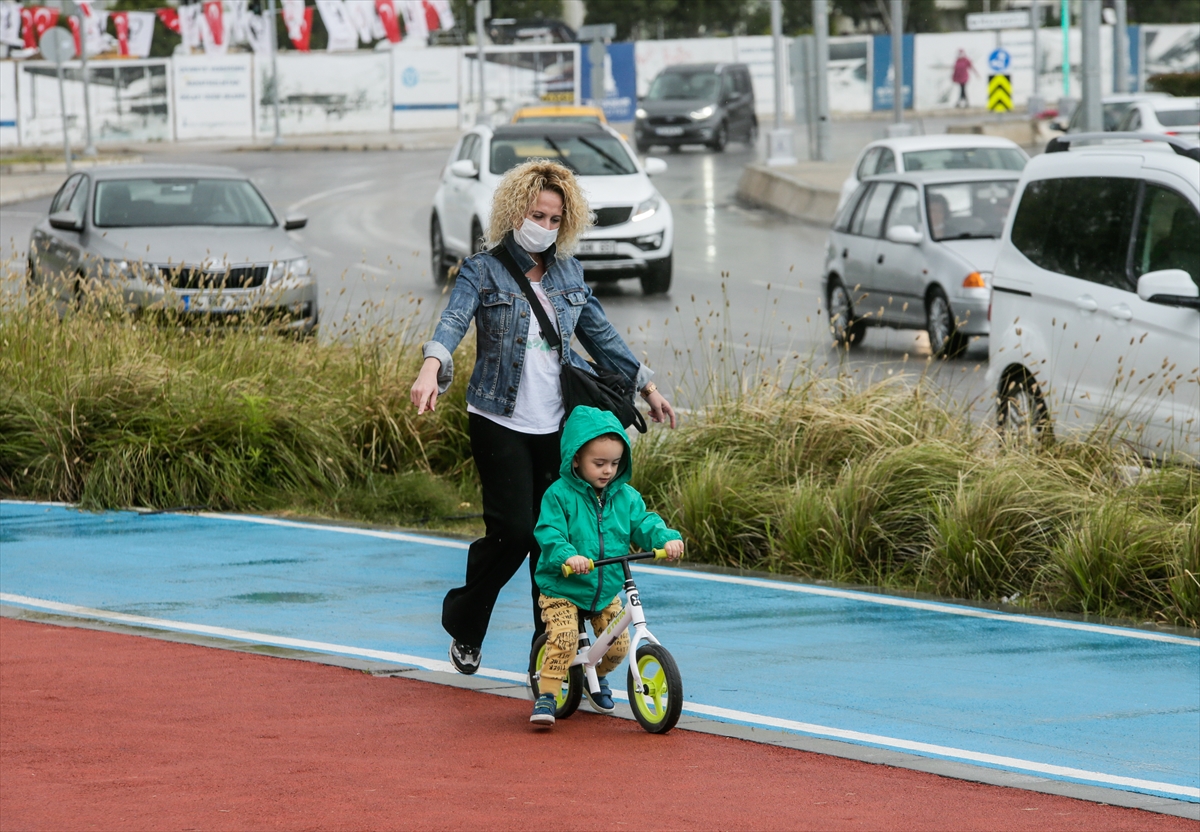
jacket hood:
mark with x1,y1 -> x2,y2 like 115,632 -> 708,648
559,406 -> 632,492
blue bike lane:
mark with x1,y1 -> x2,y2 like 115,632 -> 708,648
2,501 -> 1197,805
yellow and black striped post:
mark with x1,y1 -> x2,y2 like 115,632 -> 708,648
988,74 -> 1013,112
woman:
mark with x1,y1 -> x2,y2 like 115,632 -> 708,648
410,159 -> 676,675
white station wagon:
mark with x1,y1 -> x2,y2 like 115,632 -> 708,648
987,133 -> 1200,460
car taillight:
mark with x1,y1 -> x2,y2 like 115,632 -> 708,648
963,272 -> 987,288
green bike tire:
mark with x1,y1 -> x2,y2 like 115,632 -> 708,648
528,633 -> 582,719
627,643 -> 683,734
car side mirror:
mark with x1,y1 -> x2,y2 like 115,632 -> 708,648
284,213 -> 308,230
1049,120 -> 1066,132
49,210 -> 82,231
450,159 -> 479,179
1137,269 -> 1200,309
643,157 -> 668,176
885,225 -> 923,245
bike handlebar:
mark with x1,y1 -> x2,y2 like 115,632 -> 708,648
561,548 -> 669,577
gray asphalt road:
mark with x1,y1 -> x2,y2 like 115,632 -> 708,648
0,135 -> 993,414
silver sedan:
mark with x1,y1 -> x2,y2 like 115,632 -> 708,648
821,170 -> 1020,358
28,164 -> 318,334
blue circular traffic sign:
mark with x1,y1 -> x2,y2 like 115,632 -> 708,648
988,48 -> 1011,73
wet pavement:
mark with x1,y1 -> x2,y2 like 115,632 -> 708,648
2,501 -> 1196,805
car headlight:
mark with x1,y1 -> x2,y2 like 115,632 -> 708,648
631,195 -> 661,222
268,256 -> 310,287
635,107 -> 647,119
690,105 -> 715,120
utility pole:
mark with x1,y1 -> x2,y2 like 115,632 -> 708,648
64,1 -> 96,155
1061,0 -> 1069,103
1114,0 -> 1129,93
890,0 -> 903,125
269,0 -> 282,144
1029,0 -> 1042,114
766,0 -> 796,165
813,0 -> 830,161
475,0 -> 489,125
1080,0 -> 1101,131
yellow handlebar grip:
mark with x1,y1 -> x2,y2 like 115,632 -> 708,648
562,559 -> 594,577
653,548 -> 668,560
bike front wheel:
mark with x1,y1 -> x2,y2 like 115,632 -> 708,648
529,634 -> 583,719
627,643 -> 683,734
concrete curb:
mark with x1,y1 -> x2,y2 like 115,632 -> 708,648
0,178 -> 63,206
4,603 -> 1197,821
736,162 -> 840,226
233,138 -> 456,153
0,154 -> 144,176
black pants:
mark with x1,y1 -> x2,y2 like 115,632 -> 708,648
441,413 -> 561,650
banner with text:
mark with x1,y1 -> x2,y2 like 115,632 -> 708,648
173,54 -> 253,139
392,45 -> 459,130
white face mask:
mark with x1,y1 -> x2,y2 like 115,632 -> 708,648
513,218 -> 559,253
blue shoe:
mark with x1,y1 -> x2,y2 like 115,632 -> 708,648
530,693 -> 557,727
585,676 -> 615,714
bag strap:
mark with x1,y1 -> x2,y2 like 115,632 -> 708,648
489,243 -> 564,357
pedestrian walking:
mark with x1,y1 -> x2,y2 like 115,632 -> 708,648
409,160 -> 676,676
952,50 -> 980,108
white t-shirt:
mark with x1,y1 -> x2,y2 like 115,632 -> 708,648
468,280 -> 564,434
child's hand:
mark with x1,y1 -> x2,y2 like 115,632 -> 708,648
664,540 -> 684,561
565,555 -> 593,575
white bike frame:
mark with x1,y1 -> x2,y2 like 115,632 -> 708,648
571,574 -> 660,697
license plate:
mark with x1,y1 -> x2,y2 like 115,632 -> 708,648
656,126 -> 684,136
183,293 -> 252,313
576,240 -> 616,255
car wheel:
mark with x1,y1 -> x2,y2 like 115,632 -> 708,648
430,214 -> 448,285
708,121 -> 728,152
641,254 -> 672,295
827,278 -> 866,349
26,257 -> 37,289
926,288 -> 967,359
470,219 -> 484,255
997,368 -> 1052,445
746,117 -> 758,147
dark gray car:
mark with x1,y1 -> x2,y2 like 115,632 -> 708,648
28,164 -> 318,334
634,62 -> 756,153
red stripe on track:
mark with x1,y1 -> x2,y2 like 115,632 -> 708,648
0,618 -> 1191,832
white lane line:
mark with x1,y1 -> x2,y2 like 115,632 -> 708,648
632,565 -> 1199,646
288,179 -> 373,211
2,591 -> 1196,801
195,512 -> 471,550
307,245 -> 335,258
356,263 -> 389,275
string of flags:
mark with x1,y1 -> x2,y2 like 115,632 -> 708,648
0,0 -> 454,59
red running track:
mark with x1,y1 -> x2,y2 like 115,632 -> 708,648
1,618 -> 1193,832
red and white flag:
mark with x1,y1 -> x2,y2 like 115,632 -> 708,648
281,0 -> 312,52
0,1 -> 23,48
315,0 -> 356,51
178,3 -> 204,51
397,0 -> 426,44
124,11 -> 155,58
375,0 -> 400,43
201,0 -> 225,53
111,10 -> 129,55
23,6 -> 59,50
155,7 -> 180,34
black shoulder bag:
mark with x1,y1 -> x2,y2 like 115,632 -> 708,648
490,245 -> 647,433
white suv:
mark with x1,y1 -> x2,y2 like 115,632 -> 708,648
987,133 -> 1200,460
429,122 -> 674,294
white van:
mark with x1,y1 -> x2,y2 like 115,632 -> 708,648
987,133 -> 1200,460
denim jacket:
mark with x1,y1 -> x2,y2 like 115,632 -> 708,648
423,233 -> 653,419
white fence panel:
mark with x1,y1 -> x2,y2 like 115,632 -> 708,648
253,51 -> 390,138
173,54 -> 253,140
392,45 -> 459,130
1,60 -> 17,148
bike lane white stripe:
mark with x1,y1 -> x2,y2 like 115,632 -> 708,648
2,590 -> 1197,802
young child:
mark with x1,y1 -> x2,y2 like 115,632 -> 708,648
530,406 -> 684,727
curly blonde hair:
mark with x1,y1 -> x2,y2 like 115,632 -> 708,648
486,159 -> 591,255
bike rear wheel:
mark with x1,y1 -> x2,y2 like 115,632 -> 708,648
627,643 -> 683,734
529,634 -> 583,719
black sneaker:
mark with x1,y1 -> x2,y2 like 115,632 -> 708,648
449,640 -> 480,675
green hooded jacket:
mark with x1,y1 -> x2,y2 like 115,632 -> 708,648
534,406 -> 682,613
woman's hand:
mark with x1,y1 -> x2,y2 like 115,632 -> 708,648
644,389 -> 677,429
410,357 -> 442,414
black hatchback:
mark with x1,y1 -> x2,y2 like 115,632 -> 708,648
634,62 -> 757,153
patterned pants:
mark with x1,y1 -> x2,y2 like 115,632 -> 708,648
537,594 -> 629,696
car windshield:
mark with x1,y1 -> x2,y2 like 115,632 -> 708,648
902,147 -> 1026,172
925,180 -> 1017,242
1156,108 -> 1200,127
489,134 -> 637,176
645,71 -> 720,101
94,178 -> 276,227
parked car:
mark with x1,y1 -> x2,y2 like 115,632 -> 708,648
823,170 -> 1020,357
27,164 -> 317,334
430,122 -> 674,294
512,104 -> 607,125
1056,92 -> 1171,133
837,135 -> 1028,210
634,62 -> 756,153
987,133 -> 1200,460
1115,97 -> 1200,144
487,17 -> 576,44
